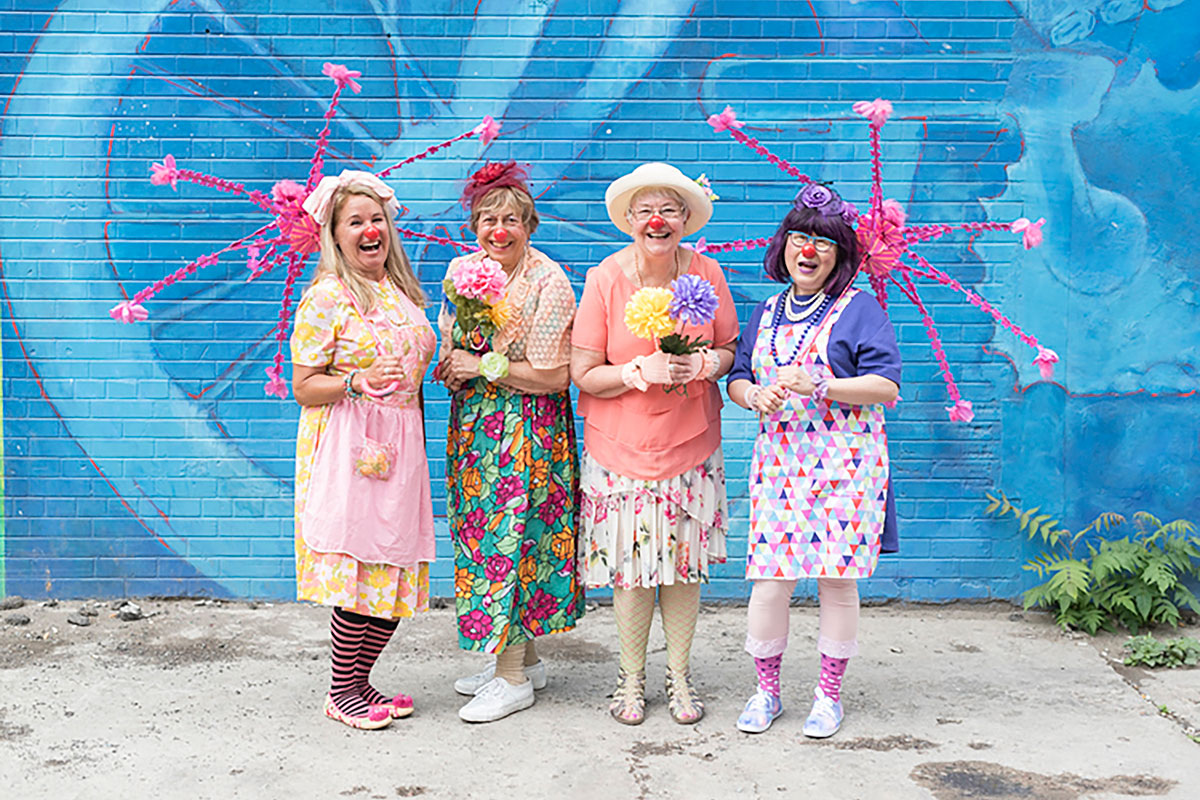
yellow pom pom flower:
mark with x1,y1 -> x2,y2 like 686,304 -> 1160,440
485,297 -> 513,329
624,287 -> 677,341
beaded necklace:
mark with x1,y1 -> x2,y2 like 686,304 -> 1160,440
769,286 -> 832,367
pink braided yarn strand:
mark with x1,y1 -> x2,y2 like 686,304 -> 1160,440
726,129 -> 814,184
264,251 -> 307,397
868,124 -> 884,218
904,221 -> 1011,245
902,251 -> 1041,352
396,226 -> 479,252
893,268 -> 974,422
375,128 -> 481,179
306,85 -> 344,192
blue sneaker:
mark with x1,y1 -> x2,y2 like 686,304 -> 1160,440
736,690 -> 783,734
802,687 -> 843,738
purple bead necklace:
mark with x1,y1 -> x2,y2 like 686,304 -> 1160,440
770,287 -> 832,367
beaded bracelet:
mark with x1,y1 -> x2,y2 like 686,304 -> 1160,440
344,370 -> 363,399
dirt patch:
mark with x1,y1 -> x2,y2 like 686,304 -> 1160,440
833,733 -> 938,751
951,642 -> 982,653
128,636 -> 250,668
0,632 -> 69,669
911,760 -> 1175,799
394,787 -> 427,797
629,740 -> 686,758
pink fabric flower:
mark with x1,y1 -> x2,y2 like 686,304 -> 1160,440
706,105 -> 744,133
1011,217 -> 1045,249
264,364 -> 287,398
321,62 -> 362,94
271,179 -> 306,208
691,236 -> 709,254
474,115 -> 502,145
150,154 -> 178,190
1033,346 -> 1059,380
946,398 -> 974,423
856,200 -> 908,277
109,300 -> 148,323
852,98 -> 894,126
452,257 -> 506,304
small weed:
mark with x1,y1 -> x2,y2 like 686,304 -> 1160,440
1124,634 -> 1200,669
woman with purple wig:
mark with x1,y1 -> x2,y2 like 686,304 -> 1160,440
726,182 -> 901,739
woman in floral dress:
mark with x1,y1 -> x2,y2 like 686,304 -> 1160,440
571,163 -> 739,725
435,162 -> 583,723
290,171 -> 436,730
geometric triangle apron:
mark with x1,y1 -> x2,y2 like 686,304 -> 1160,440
747,288 -> 889,580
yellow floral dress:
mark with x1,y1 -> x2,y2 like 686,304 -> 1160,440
291,274 -> 435,619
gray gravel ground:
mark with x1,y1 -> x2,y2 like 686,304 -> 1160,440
1,598 -> 1197,800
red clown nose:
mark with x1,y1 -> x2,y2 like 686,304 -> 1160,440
647,215 -> 667,231
493,228 -> 508,243
363,226 -> 381,241
801,242 -> 817,259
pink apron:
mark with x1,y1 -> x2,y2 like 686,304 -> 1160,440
747,288 -> 889,580
300,282 -> 436,566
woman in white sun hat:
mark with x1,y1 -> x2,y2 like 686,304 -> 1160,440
570,163 -> 739,725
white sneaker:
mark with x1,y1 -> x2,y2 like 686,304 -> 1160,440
458,677 -> 535,723
454,660 -> 548,696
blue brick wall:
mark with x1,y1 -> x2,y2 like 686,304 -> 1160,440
2,1 -> 1197,601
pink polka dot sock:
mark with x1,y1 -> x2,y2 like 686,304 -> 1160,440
754,654 -> 782,697
818,653 -> 849,702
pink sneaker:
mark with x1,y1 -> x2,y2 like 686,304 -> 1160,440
324,694 -> 393,730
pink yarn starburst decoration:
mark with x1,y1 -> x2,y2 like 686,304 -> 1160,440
703,100 -> 1059,422
110,63 -> 497,398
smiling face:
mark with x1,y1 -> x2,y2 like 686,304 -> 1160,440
784,230 -> 839,296
474,202 -> 529,270
627,188 -> 688,260
332,193 -> 389,280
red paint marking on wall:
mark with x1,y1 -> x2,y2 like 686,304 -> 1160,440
185,327 -> 275,401
972,128 -> 1008,168
695,53 -> 739,117
103,121 -> 117,205
0,248 -> 173,551
804,0 -> 825,56
103,221 -> 130,301
3,11 -> 56,118
132,478 -> 173,525
890,1 -> 930,46
982,345 -> 1198,399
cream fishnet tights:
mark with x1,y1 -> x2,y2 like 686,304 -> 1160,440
493,643 -> 530,686
613,583 -> 701,674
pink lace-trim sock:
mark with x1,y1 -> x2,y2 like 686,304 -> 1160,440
817,653 -> 849,702
754,654 -> 782,697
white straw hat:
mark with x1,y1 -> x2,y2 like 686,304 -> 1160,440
604,162 -> 713,236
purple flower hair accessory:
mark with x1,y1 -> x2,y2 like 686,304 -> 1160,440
795,182 -> 855,223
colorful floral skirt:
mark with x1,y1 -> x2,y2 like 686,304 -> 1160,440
446,381 -> 584,653
578,447 -> 728,590
294,404 -> 430,619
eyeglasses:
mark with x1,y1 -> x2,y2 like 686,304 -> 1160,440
787,231 -> 838,252
629,206 -> 685,221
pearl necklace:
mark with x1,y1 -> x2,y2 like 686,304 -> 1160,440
770,290 -> 832,367
782,286 -> 826,323
633,247 -> 683,288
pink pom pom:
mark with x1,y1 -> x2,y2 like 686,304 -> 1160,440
852,98 -> 893,126
1033,346 -> 1059,380
706,105 -> 744,133
475,115 -> 502,146
1011,217 -> 1045,250
321,62 -> 362,94
946,398 -> 974,423
109,300 -> 148,323
264,364 -> 288,398
150,154 -> 178,190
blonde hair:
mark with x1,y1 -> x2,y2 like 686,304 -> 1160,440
313,183 -> 427,313
469,186 -> 540,235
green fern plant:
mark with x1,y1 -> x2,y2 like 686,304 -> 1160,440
984,492 -> 1200,635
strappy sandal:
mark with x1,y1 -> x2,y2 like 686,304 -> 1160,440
608,668 -> 646,726
664,669 -> 705,725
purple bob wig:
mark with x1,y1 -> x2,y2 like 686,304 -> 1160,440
763,183 -> 860,297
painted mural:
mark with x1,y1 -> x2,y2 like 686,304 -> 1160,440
1,0 -> 1196,600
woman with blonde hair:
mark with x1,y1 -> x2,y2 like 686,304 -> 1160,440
290,170 -> 436,730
